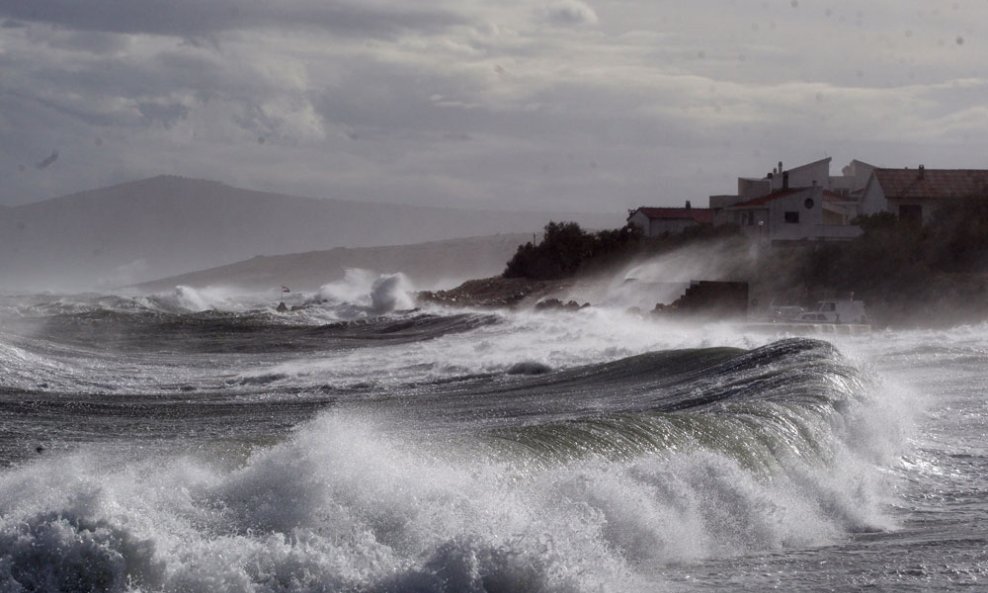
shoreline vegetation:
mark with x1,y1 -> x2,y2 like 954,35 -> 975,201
419,199 -> 988,328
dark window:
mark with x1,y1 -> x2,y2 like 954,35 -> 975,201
899,204 -> 922,225
784,211 -> 799,223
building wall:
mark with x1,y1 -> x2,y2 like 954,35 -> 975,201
650,218 -> 697,236
628,211 -> 652,235
888,199 -> 943,224
768,159 -> 831,192
726,187 -> 861,242
738,178 -> 771,201
834,160 -> 875,192
859,181 -> 945,223
858,177 -> 888,216
822,208 -> 845,225
709,195 -> 741,209
765,187 -> 824,240
628,211 -> 700,237
725,207 -> 769,234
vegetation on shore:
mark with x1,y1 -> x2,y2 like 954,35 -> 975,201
416,276 -> 574,309
778,198 -> 988,325
503,221 -> 742,280
430,198 -> 988,326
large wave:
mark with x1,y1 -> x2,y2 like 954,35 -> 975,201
0,339 -> 909,592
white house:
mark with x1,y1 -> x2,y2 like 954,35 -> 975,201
709,157 -> 874,242
718,186 -> 862,242
859,166 -> 988,224
627,204 -> 714,237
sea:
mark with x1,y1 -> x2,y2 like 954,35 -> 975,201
0,272 -> 985,592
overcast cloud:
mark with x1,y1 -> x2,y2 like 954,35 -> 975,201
1,0 -> 986,211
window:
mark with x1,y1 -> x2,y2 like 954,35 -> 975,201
899,204 -> 922,225
784,211 -> 800,223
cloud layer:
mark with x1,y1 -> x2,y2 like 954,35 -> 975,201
1,0 -> 986,211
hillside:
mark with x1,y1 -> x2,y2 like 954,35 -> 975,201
0,176 -> 620,292
134,234 -> 529,293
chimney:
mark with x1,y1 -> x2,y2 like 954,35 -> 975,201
782,171 -> 790,190
685,200 -> 692,210
778,161 -> 783,174
918,164 -> 925,179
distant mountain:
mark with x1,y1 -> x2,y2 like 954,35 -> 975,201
134,234 -> 530,294
0,175 -> 621,292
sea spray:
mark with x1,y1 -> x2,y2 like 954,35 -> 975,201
0,292 -> 932,592
316,269 -> 415,319
0,349 -> 905,593
0,288 -> 981,591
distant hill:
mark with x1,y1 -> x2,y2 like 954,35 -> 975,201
134,234 -> 530,293
0,176 -> 621,291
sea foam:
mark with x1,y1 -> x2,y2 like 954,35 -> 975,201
0,386 -> 905,593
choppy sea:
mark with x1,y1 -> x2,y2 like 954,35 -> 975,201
0,273 -> 985,592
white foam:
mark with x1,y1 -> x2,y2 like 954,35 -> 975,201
0,389 -> 907,593
369,274 -> 415,314
313,269 -> 416,319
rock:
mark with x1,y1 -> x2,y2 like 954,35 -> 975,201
506,361 -> 553,375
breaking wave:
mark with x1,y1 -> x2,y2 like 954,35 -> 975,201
0,269 -> 418,322
0,338 -> 907,592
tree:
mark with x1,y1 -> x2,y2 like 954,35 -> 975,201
503,221 -> 641,279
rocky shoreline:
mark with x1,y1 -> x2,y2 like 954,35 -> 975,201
416,276 -> 574,309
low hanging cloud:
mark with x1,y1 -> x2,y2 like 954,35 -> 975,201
0,0 -> 468,38
541,0 -> 599,26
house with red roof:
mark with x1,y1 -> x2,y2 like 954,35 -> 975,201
627,202 -> 714,237
859,166 -> 988,224
717,186 -> 862,242
708,157 -> 873,243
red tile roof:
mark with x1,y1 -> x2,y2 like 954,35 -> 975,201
732,188 -> 804,208
873,168 -> 988,200
631,207 -> 714,224
730,187 -> 842,209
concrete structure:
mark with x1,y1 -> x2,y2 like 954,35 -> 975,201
627,203 -> 713,237
709,157 -> 874,243
859,167 -> 988,224
655,280 -> 749,319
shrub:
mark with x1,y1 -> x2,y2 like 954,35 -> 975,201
503,222 -> 641,279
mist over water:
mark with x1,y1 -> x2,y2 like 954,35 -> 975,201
0,274 -> 985,591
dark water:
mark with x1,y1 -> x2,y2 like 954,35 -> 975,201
0,290 -> 984,591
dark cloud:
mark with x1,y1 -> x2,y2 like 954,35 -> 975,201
2,0 -> 988,215
35,150 -> 58,169
542,0 -> 598,26
0,0 -> 467,38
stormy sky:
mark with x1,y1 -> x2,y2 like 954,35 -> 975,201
1,0 -> 985,211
